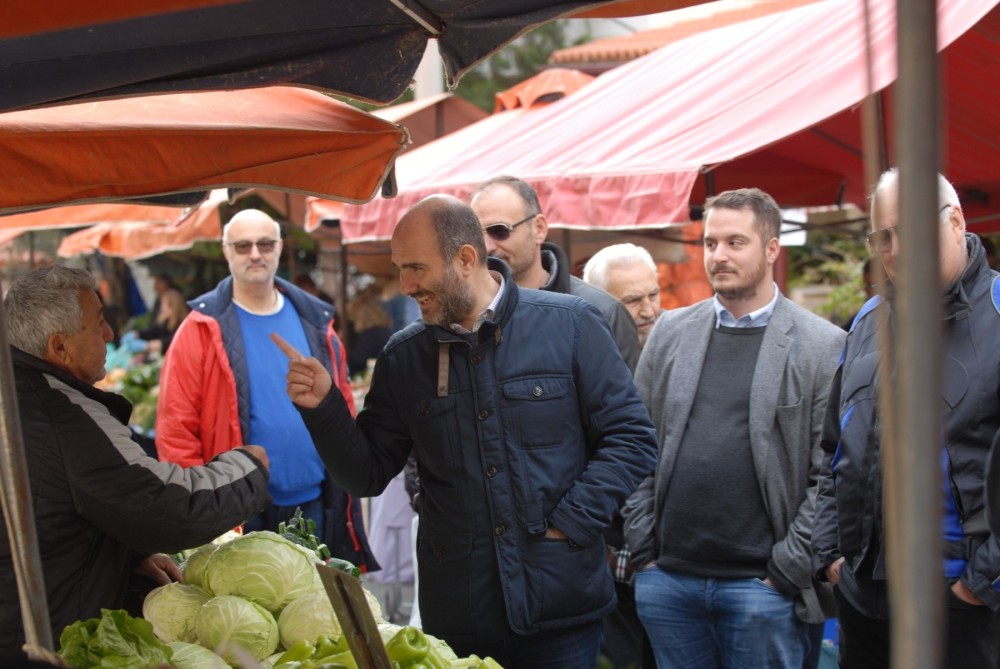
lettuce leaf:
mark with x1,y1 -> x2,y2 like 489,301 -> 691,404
59,608 -> 173,669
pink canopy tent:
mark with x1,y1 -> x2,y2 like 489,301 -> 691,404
339,0 -> 1000,240
321,68 -> 596,242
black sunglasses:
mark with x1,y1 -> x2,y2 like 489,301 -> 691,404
228,238 -> 279,255
866,204 -> 951,252
483,213 -> 537,241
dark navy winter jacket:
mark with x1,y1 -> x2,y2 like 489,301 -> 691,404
297,258 -> 658,646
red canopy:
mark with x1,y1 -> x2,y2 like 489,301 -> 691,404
341,0 -> 999,239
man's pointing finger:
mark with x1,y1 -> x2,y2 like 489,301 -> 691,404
271,332 -> 304,361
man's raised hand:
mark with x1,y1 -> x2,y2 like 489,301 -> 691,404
271,333 -> 333,409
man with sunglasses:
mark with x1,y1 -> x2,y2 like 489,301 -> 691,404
813,169 -> 1000,668
156,209 -> 377,573
470,176 -> 640,372
471,176 -> 644,665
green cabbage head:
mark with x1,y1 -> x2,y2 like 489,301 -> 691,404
204,531 -> 316,612
276,589 -> 342,649
195,595 -> 279,662
277,587 -> 382,649
167,641 -> 230,668
183,542 -> 221,592
143,582 -> 212,643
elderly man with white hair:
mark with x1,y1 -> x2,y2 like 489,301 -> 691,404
584,243 -> 661,347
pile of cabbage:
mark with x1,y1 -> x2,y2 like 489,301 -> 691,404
141,530 -> 382,666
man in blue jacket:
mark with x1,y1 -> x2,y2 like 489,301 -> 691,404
276,194 -> 658,669
813,169 -> 1000,668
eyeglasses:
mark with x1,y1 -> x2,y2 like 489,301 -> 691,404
227,239 -> 279,255
483,213 -> 537,241
866,204 -> 952,252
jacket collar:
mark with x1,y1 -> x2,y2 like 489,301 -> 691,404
431,258 -> 518,346
190,275 -> 335,326
10,346 -> 133,424
539,242 -> 571,293
942,233 -> 989,321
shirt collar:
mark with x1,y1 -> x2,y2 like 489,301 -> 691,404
450,270 -> 505,335
714,283 -> 780,329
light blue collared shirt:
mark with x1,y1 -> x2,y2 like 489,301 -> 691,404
450,270 -> 505,334
713,282 -> 780,329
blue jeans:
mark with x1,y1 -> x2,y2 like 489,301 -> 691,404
635,567 -> 807,669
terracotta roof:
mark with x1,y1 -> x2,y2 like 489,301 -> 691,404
550,0 -> 822,66
494,68 -> 596,112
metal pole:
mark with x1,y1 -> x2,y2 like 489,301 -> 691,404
0,278 -> 54,655
889,1 -> 944,668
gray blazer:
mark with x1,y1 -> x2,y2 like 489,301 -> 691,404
622,294 -> 845,623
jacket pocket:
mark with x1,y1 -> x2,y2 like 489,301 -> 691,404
501,377 -> 576,449
521,533 -> 614,626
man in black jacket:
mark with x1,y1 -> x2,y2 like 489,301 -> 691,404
0,266 -> 271,656
813,169 -> 1000,668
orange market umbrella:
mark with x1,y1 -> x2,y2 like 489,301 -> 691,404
0,202 -> 199,233
55,194 -> 227,260
0,86 -> 409,215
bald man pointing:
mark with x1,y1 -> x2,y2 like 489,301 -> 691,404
276,195 -> 657,669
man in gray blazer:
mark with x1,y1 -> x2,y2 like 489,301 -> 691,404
623,188 -> 844,669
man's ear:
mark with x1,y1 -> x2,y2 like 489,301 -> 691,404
532,214 -> 549,246
455,244 -> 479,274
45,333 -> 69,366
949,206 -> 966,236
765,236 -> 781,265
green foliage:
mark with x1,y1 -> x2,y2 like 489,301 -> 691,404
785,220 -> 870,323
455,21 -> 588,112
278,507 -> 331,562
118,359 -> 162,432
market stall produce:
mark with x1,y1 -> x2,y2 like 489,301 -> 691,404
55,526 -> 504,669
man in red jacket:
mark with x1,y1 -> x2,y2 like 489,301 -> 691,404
156,209 -> 377,571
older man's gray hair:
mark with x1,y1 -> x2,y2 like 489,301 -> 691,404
583,243 -> 657,292
4,265 -> 97,358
